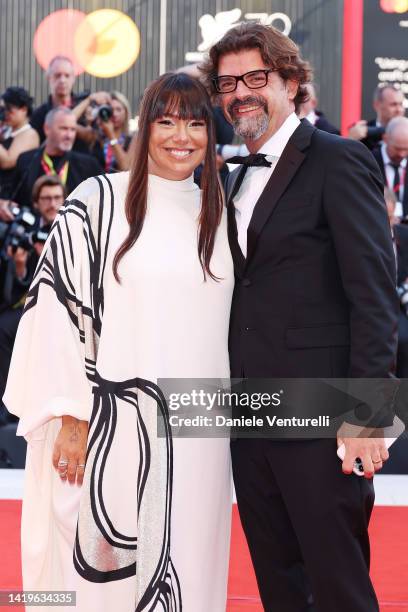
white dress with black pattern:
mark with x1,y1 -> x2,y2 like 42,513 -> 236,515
4,172 -> 234,612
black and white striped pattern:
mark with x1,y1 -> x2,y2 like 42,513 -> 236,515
23,174 -> 182,611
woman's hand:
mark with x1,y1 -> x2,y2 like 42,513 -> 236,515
52,416 -> 89,485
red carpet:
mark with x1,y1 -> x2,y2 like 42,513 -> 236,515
228,505 -> 408,611
1,501 -> 407,611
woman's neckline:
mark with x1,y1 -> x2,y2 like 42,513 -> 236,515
148,172 -> 197,192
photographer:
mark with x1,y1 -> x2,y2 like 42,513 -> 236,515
372,116 -> 408,219
348,84 -> 405,150
77,90 -> 134,172
0,106 -> 102,219
0,87 -> 39,197
0,175 -> 65,423
30,55 -> 111,155
97,91 -> 133,172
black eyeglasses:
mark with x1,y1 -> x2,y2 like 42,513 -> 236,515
213,69 -> 275,94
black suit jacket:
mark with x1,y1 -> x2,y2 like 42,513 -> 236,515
314,111 -> 340,135
226,120 -> 398,425
372,146 -> 408,217
9,148 -> 103,207
394,223 -> 408,285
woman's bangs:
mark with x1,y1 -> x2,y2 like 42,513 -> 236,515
151,85 -> 210,122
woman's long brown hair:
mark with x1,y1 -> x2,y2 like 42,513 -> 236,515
113,72 -> 224,282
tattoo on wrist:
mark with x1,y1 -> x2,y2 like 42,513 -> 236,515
69,424 -> 80,442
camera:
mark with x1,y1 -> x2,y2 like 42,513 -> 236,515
398,282 -> 408,317
89,101 -> 113,123
0,206 -> 48,254
97,104 -> 113,122
366,126 -> 385,142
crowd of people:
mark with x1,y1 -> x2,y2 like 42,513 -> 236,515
0,21 -> 406,612
0,56 -> 139,424
1,54 -> 407,428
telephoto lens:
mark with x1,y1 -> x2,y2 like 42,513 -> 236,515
366,125 -> 385,141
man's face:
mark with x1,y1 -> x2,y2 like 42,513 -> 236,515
385,128 -> 408,165
48,59 -> 75,99
375,89 -> 405,126
35,185 -> 64,224
217,48 -> 298,148
44,112 -> 77,153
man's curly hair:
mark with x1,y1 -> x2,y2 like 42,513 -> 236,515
200,22 -> 313,112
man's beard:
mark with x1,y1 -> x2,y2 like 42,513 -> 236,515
227,96 -> 269,141
59,141 -> 74,152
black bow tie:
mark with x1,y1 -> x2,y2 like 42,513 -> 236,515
227,153 -> 272,168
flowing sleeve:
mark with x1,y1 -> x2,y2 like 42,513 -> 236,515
3,176 -> 107,442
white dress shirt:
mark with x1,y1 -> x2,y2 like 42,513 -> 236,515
381,142 -> 406,218
234,112 -> 300,257
306,109 -> 318,126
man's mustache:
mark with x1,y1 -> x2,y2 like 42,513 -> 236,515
227,96 -> 268,116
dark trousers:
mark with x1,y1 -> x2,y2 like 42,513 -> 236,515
231,438 -> 379,612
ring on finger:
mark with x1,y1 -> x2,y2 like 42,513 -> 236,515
77,464 -> 86,469
58,459 -> 69,467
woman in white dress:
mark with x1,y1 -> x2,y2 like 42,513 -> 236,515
4,73 -> 234,611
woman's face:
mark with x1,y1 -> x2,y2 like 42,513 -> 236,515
111,99 -> 127,130
4,104 -> 27,128
148,114 -> 208,181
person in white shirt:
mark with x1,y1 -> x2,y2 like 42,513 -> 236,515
372,116 -> 408,219
348,84 -> 405,150
298,82 -> 340,135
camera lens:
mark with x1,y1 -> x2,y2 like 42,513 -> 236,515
98,105 -> 113,122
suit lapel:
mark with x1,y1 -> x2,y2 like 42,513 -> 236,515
375,150 -> 386,181
246,120 -> 314,263
227,165 -> 247,276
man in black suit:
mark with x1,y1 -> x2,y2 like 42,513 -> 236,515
372,116 -> 408,220
202,23 -> 398,612
298,82 -> 340,134
0,107 -> 102,215
384,186 -> 408,377
348,84 -> 405,150
29,55 -> 111,155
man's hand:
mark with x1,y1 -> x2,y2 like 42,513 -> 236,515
0,199 -> 16,222
348,120 -> 368,141
7,246 -> 28,280
337,422 -> 389,478
52,416 -> 89,486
